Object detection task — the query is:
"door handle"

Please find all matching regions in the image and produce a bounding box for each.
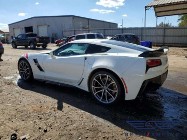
[84,57,87,60]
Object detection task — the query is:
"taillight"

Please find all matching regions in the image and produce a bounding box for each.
[0,42,2,46]
[146,59,162,68]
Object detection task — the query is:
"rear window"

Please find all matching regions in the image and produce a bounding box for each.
[76,35,86,40]
[96,34,104,39]
[87,34,95,39]
[86,44,110,54]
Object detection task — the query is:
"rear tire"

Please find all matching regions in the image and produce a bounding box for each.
[42,44,47,49]
[18,59,33,81]
[12,42,17,48]
[89,71,123,105]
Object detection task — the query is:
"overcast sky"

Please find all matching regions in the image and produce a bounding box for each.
[0,0,179,32]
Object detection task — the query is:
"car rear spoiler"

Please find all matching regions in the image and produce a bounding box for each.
[139,46,169,57]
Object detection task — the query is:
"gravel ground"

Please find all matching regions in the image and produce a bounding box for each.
[0,44,187,140]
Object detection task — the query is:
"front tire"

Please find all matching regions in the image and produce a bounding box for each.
[18,59,33,81]
[89,71,123,105]
[12,42,17,48]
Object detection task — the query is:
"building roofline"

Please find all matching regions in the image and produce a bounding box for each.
[8,15,117,26]
[146,0,187,7]
[0,30,4,33]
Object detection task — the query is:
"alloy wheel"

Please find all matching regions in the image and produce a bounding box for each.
[18,60,31,80]
[91,73,119,104]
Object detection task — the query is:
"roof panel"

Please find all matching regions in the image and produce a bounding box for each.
[156,9,187,16]
[146,0,187,17]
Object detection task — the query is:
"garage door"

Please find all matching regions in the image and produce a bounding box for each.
[14,28,21,37]
[38,25,48,36]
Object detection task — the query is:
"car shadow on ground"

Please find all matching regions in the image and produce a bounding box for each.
[17,79,187,140]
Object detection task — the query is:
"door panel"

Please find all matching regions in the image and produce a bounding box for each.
[43,55,85,84]
[42,43,88,84]
[16,34,23,46]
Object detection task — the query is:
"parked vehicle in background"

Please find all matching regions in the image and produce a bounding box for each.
[11,33,50,49]
[58,33,104,46]
[74,33,104,40]
[0,41,4,61]
[55,38,67,46]
[110,33,140,45]
[18,39,168,105]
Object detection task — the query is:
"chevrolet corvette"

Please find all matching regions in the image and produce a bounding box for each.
[18,39,168,105]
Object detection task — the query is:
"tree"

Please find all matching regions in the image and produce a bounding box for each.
[157,22,173,27]
[178,15,187,27]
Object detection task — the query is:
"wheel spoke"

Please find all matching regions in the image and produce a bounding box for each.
[107,88,118,93]
[99,74,105,86]
[105,91,108,103]
[22,72,26,79]
[19,62,24,68]
[106,90,115,100]
[105,75,109,85]
[94,89,103,95]
[19,70,25,73]
[92,86,103,89]
[107,81,115,88]
[100,90,104,101]
[93,78,103,87]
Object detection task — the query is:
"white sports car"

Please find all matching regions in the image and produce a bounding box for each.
[18,39,168,105]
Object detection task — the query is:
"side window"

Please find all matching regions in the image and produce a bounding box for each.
[96,34,104,39]
[76,35,86,40]
[22,34,26,39]
[124,35,130,42]
[125,35,132,40]
[87,34,95,39]
[17,34,23,39]
[86,44,110,54]
[53,43,88,56]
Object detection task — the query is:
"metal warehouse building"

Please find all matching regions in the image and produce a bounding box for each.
[9,15,117,41]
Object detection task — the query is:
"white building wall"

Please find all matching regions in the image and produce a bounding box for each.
[9,16,73,39]
[8,16,117,41]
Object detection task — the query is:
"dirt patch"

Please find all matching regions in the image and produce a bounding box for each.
[153,46,187,57]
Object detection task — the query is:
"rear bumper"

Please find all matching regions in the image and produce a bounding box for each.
[137,70,168,97]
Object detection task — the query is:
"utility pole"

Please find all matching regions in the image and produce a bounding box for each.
[144,7,147,27]
[122,19,124,33]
